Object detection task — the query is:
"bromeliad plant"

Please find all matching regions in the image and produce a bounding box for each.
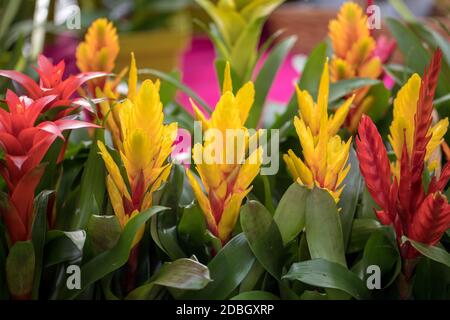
[356,50,450,298]
[0,1,449,301]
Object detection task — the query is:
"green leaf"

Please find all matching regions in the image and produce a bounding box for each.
[0,0,22,42]
[413,256,450,299]
[57,206,168,299]
[405,237,450,268]
[240,200,284,279]
[31,190,53,299]
[178,202,207,246]
[44,230,86,267]
[139,68,211,113]
[230,18,263,81]
[231,290,279,300]
[329,78,380,104]
[87,215,121,253]
[283,259,370,300]
[357,231,401,289]
[339,148,363,249]
[305,188,347,267]
[126,258,211,299]
[273,183,309,245]
[366,83,391,122]
[70,133,106,230]
[347,218,384,253]
[386,18,449,96]
[152,165,186,260]
[6,241,35,298]
[247,35,296,128]
[271,42,327,130]
[182,233,255,299]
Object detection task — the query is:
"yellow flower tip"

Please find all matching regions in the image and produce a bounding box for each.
[128,52,138,100]
[223,61,233,94]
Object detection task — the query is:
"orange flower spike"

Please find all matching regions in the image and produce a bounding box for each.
[328,2,383,132]
[76,18,119,74]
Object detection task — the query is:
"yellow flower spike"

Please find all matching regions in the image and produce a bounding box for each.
[389,73,449,178]
[128,52,138,101]
[76,18,119,73]
[284,61,352,203]
[328,2,383,131]
[97,56,177,246]
[187,64,262,243]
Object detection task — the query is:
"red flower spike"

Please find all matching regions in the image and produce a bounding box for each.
[410,49,442,206]
[356,50,450,262]
[408,193,450,257]
[356,115,392,212]
[0,90,99,244]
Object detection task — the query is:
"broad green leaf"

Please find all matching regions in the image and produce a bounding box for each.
[57,206,168,299]
[240,201,284,279]
[347,218,384,253]
[6,241,35,298]
[305,188,347,267]
[356,231,401,289]
[182,233,255,299]
[70,132,105,230]
[126,258,211,299]
[283,259,370,300]
[87,215,121,253]
[406,237,450,268]
[329,78,380,104]
[44,230,86,267]
[31,190,53,299]
[139,68,211,113]
[339,148,363,249]
[0,0,22,42]
[273,183,309,245]
[231,290,279,300]
[178,202,207,246]
[247,35,296,128]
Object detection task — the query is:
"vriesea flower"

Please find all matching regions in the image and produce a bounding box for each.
[328,1,388,132]
[187,63,263,243]
[283,60,354,203]
[0,55,106,120]
[356,50,450,260]
[76,18,120,93]
[97,57,177,245]
[0,90,99,244]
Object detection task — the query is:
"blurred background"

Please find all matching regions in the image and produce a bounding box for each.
[0,0,449,108]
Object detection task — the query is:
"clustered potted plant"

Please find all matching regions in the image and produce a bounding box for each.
[0,0,449,301]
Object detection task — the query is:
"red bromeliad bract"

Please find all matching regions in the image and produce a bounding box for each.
[0,55,106,120]
[356,50,450,260]
[0,88,100,244]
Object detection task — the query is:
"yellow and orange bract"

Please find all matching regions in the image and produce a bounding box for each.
[388,73,448,177]
[187,63,263,243]
[328,1,382,132]
[283,60,354,203]
[97,56,177,245]
[76,18,119,74]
